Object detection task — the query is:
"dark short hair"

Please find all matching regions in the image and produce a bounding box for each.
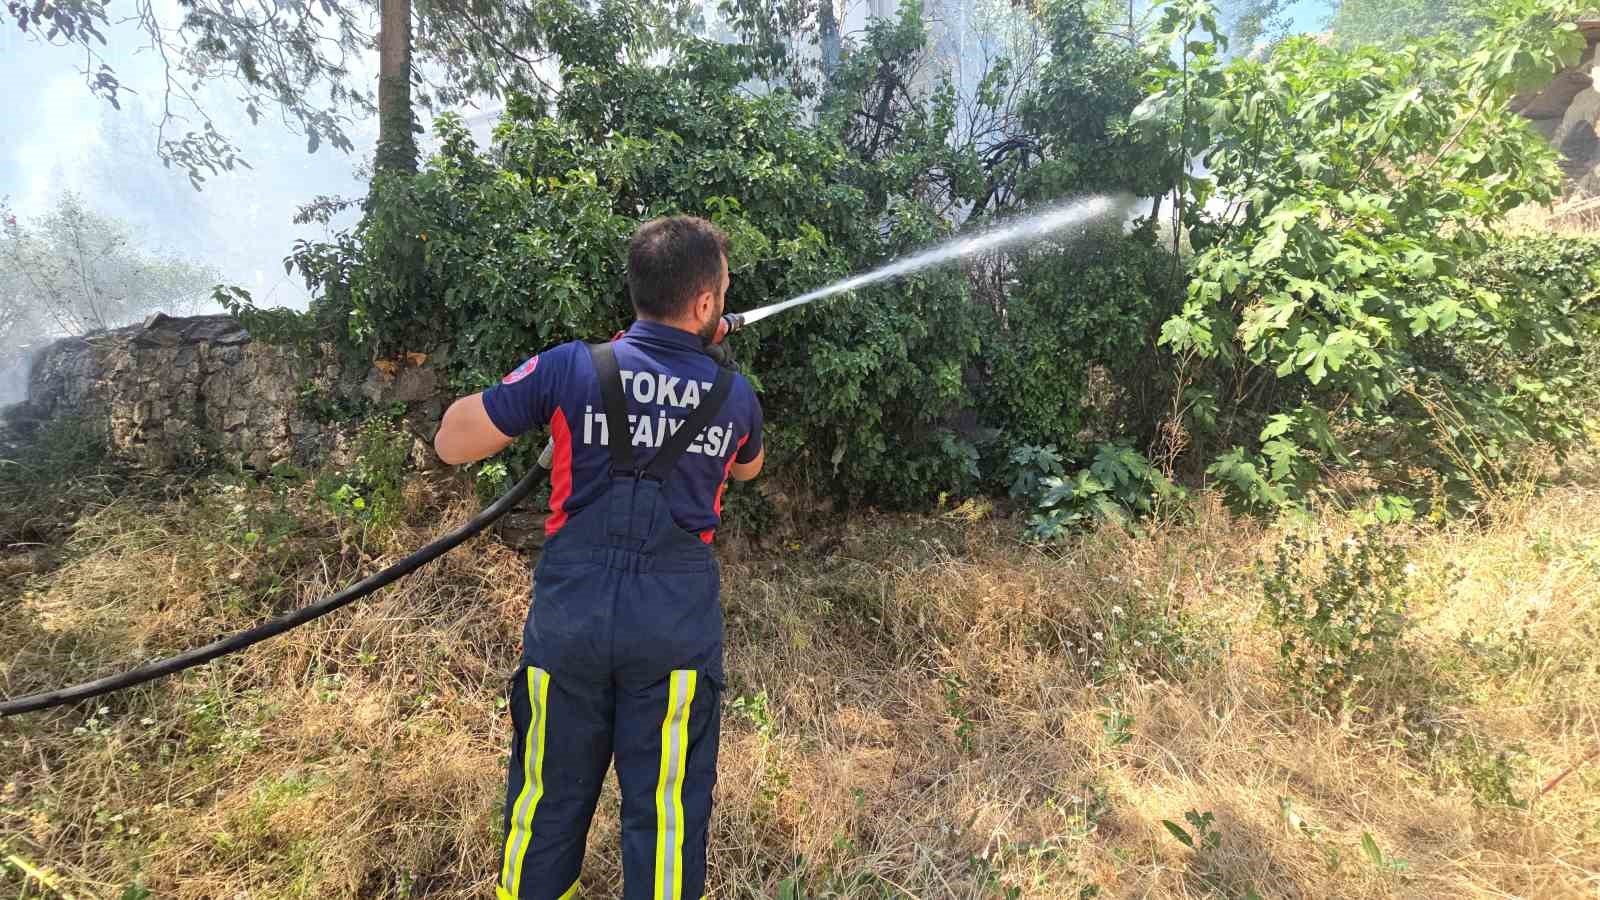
[627,216,728,320]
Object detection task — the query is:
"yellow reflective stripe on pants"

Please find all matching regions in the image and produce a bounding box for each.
[495,877,576,900]
[500,667,552,899]
[652,670,697,900]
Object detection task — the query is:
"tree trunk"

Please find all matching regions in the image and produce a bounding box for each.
[376,0,417,176]
[819,0,840,82]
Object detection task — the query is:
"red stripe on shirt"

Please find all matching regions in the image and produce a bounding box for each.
[703,434,751,544]
[545,407,574,537]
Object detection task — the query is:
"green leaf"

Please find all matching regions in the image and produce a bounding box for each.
[1305,351,1328,385]
[1039,476,1076,509]
[1163,819,1195,849]
[1218,258,1249,294]
[1263,438,1301,482]
[1405,250,1438,278]
[1090,444,1136,486]
[1361,831,1384,868]
[1260,414,1295,442]
[1295,151,1326,180]
[1321,328,1362,373]
[1250,227,1291,268]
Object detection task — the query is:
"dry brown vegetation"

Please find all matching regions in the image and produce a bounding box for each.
[2,436,1598,899]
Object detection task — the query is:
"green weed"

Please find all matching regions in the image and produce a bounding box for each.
[939,671,977,755]
[1260,526,1412,711]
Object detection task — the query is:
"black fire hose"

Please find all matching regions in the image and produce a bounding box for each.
[0,464,546,717]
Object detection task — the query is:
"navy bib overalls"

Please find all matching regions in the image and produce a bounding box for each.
[498,342,732,900]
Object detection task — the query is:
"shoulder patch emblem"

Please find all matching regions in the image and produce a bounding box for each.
[502,355,539,384]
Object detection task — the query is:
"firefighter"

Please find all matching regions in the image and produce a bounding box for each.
[433,215,765,900]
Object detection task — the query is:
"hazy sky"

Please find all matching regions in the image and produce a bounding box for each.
[1,1,1331,313]
[0,7,505,311]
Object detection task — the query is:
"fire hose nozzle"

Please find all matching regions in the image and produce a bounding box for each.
[707,312,743,349]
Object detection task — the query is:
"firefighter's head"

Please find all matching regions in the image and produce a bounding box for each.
[627,215,730,342]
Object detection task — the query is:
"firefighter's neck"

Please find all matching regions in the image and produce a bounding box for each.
[640,293,717,340]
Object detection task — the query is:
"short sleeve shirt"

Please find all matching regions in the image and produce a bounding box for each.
[480,320,763,541]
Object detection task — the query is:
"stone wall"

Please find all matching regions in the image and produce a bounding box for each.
[1,313,443,472]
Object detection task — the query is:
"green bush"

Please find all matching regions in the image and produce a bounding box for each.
[299,53,991,508]
[1146,0,1598,511]
[1259,526,1412,710]
[1392,233,1600,501]
[982,233,1182,461]
[280,1,1179,512]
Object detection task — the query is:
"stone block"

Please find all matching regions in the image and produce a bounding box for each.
[392,367,439,404]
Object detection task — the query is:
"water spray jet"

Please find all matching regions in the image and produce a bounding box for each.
[729,193,1131,330]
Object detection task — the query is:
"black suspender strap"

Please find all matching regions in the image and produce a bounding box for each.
[589,341,737,484]
[588,342,637,475]
[645,366,734,483]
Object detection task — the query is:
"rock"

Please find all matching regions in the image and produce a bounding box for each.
[1515,22,1600,193]
[132,313,183,347]
[130,313,250,349]
[391,366,439,404]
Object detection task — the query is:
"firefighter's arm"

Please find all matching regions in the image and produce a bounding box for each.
[730,446,764,481]
[434,393,515,465]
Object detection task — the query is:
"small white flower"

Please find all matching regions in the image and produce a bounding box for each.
[1092,632,1104,641]
[1111,606,1124,616]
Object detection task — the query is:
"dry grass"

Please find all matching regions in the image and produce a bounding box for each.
[2,454,1598,899]
[1505,196,1600,237]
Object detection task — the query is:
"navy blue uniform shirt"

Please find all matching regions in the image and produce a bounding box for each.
[482,320,763,541]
